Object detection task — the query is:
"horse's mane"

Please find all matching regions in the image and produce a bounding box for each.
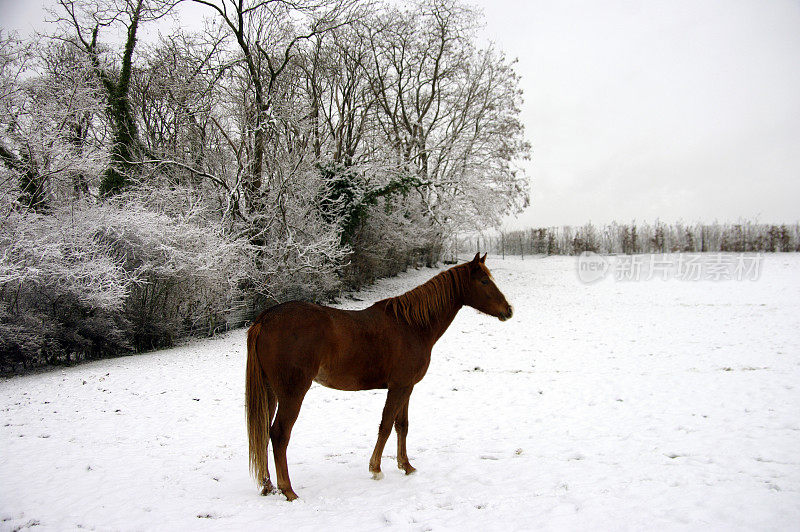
[384,264,470,328]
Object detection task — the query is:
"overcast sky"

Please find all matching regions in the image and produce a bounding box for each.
[2,0,799,228]
[477,0,800,228]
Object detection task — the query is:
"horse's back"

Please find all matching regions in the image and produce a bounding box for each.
[251,300,419,392]
[253,300,343,355]
[254,299,330,322]
[250,302,330,389]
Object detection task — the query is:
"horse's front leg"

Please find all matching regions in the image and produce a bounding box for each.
[394,394,416,474]
[369,386,412,479]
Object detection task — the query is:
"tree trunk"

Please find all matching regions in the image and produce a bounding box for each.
[98,0,145,196]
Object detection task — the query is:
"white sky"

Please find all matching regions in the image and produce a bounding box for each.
[2,0,799,228]
[477,0,800,228]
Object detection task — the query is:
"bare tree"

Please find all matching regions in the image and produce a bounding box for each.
[0,34,106,212]
[55,0,177,195]
[38,39,106,197]
[132,30,228,183]
[365,0,529,228]
[302,25,376,164]
[0,34,41,210]
[191,0,361,212]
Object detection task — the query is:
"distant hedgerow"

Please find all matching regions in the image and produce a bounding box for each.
[461,221,800,257]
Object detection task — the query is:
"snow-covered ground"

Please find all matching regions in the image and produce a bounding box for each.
[2,254,799,531]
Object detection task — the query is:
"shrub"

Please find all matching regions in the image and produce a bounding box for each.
[0,200,250,371]
[0,205,133,372]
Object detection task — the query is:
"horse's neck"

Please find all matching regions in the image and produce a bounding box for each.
[423,298,463,346]
[420,269,465,346]
[385,265,468,346]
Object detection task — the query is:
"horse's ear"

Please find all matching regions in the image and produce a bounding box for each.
[472,252,481,264]
[480,253,487,263]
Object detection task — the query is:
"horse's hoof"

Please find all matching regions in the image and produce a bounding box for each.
[282,489,298,501]
[400,464,417,475]
[260,480,276,496]
[371,470,384,480]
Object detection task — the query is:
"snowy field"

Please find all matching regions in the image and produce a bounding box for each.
[2,254,799,531]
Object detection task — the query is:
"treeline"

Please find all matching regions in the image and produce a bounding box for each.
[0,0,529,373]
[459,221,800,257]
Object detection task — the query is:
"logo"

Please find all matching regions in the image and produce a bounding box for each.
[576,251,610,283]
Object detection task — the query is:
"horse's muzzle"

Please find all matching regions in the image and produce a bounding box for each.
[499,305,514,322]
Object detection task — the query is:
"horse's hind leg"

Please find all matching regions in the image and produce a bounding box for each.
[394,395,416,475]
[271,392,306,501]
[369,386,413,479]
[267,382,277,427]
[260,383,278,495]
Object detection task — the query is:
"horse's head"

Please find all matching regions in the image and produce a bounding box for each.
[463,253,513,322]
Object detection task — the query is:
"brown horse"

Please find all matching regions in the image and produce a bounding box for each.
[245,253,513,500]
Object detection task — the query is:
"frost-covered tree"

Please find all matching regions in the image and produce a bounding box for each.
[0,34,40,210]
[55,0,177,195]
[190,0,360,212]
[1,0,533,372]
[132,30,228,184]
[0,34,106,213]
[364,0,530,229]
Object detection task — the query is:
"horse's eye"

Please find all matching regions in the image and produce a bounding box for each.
[480,279,489,285]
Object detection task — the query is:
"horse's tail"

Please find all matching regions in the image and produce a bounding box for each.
[245,320,271,489]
